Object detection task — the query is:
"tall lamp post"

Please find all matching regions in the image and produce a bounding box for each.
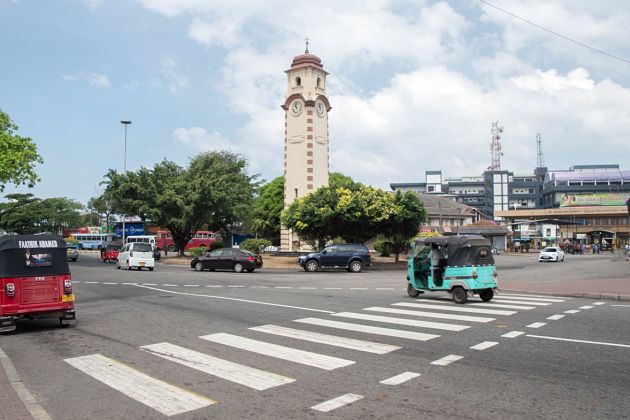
[626,198,630,251]
[120,120,131,245]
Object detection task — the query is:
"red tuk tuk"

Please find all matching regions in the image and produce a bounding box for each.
[101,241,122,263]
[0,234,76,332]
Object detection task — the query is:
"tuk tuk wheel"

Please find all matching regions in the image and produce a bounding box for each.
[407,283,421,298]
[479,289,494,302]
[452,286,468,304]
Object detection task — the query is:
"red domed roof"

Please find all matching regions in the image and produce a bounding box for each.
[287,50,327,74]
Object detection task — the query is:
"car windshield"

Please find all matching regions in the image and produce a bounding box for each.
[542,247,557,252]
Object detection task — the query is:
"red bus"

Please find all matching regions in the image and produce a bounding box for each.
[156,230,221,252]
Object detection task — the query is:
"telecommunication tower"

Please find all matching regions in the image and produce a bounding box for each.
[536,132,545,167]
[489,121,504,170]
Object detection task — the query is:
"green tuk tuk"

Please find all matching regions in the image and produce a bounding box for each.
[407,235,498,304]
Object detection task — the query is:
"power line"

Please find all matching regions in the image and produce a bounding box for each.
[477,0,630,65]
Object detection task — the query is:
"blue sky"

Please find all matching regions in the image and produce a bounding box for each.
[1,0,629,205]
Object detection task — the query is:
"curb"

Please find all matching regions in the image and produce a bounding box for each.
[500,288,630,302]
[0,347,52,420]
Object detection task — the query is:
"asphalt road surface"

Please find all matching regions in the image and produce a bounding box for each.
[1,253,628,419]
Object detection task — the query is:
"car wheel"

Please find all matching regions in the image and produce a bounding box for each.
[349,260,363,273]
[148,267,154,271]
[72,258,77,262]
[247,268,255,273]
[479,289,494,302]
[116,261,120,269]
[305,260,318,272]
[127,263,131,271]
[195,261,204,272]
[407,283,421,298]
[233,262,244,273]
[451,286,468,304]
[168,245,177,253]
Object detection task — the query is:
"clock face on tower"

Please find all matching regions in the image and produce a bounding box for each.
[290,100,303,116]
[315,100,325,117]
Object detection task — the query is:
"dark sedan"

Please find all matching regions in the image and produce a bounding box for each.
[191,248,263,273]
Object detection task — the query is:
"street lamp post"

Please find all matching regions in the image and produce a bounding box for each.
[626,198,630,252]
[120,120,131,245]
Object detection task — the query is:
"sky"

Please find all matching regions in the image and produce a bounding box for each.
[1,0,629,206]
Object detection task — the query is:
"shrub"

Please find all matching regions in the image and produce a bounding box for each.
[188,246,207,257]
[240,238,272,254]
[374,240,394,257]
[209,241,224,251]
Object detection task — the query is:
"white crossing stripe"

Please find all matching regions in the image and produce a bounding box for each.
[163,284,178,287]
[393,302,516,316]
[547,314,565,320]
[64,354,214,416]
[84,281,100,284]
[142,283,157,286]
[485,299,550,306]
[311,393,364,412]
[501,331,525,338]
[363,307,495,323]
[527,322,546,328]
[579,305,594,309]
[500,293,569,299]
[295,318,439,341]
[380,372,421,385]
[324,287,343,290]
[470,341,498,351]
[249,325,399,354]
[564,309,580,313]
[140,342,294,390]
[592,302,606,306]
[493,296,564,303]
[527,335,630,348]
[199,333,354,370]
[206,285,223,288]
[332,312,470,331]
[469,302,535,310]
[103,282,118,285]
[431,354,463,366]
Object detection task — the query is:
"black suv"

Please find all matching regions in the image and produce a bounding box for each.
[298,244,371,273]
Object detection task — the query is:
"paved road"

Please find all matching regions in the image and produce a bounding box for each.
[1,254,629,419]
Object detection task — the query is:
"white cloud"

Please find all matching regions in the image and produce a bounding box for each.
[138,0,630,187]
[88,73,110,88]
[173,127,236,152]
[152,55,189,93]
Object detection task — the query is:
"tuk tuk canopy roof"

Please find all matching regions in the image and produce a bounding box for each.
[416,235,494,267]
[0,234,70,277]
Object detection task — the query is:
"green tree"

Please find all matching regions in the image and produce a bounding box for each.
[0,193,83,234]
[102,151,256,255]
[88,193,117,231]
[380,191,427,261]
[250,176,284,240]
[0,110,43,191]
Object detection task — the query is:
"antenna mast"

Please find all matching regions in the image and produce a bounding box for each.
[489,121,504,170]
[536,132,545,167]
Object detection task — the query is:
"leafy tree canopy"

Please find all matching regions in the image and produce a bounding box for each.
[0,110,43,191]
[102,151,256,255]
[250,175,284,240]
[0,193,83,234]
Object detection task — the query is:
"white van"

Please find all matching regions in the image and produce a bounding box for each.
[126,235,156,246]
[117,242,155,271]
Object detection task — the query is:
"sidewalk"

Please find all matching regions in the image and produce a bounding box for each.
[0,348,50,420]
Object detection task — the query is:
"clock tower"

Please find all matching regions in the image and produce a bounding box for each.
[280,45,331,251]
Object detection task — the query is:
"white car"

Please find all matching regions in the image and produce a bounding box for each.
[117,242,155,271]
[538,247,565,262]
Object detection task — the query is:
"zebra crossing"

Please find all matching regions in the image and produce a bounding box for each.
[64,292,568,416]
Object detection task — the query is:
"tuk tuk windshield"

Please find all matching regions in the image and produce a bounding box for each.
[412,243,430,259]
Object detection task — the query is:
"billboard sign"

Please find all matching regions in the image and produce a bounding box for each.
[560,193,630,207]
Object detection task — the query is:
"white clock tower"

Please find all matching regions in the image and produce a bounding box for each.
[280,45,330,251]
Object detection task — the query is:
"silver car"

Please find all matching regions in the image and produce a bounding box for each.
[66,244,79,262]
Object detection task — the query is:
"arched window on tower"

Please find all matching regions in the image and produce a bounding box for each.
[316,77,321,88]
[295,77,301,86]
